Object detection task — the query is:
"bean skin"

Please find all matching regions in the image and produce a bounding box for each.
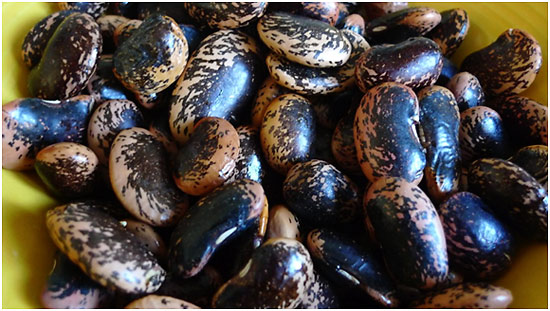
[459,106,512,163]
[417,86,461,203]
[173,117,240,196]
[125,295,200,309]
[354,82,426,184]
[35,142,100,198]
[46,201,166,294]
[28,13,102,100]
[364,7,441,44]
[364,177,448,290]
[411,283,513,308]
[355,37,443,91]
[2,95,94,171]
[260,94,316,175]
[168,179,265,278]
[439,192,514,280]
[461,28,542,97]
[212,238,314,308]
[109,127,189,227]
[426,8,470,57]
[468,158,548,241]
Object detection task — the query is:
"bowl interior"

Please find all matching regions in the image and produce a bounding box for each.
[2,2,548,308]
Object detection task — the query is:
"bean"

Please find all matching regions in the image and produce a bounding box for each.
[461,28,542,97]
[7,4,549,309]
[35,142,100,198]
[212,238,314,308]
[46,201,166,294]
[28,13,102,100]
[2,95,94,170]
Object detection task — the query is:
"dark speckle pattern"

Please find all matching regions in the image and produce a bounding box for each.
[168,179,265,278]
[58,2,109,19]
[35,142,100,199]
[283,159,360,226]
[46,201,166,294]
[41,252,109,309]
[136,3,190,24]
[364,177,448,289]
[113,19,141,46]
[311,87,359,130]
[510,145,548,188]
[87,55,133,103]
[411,282,513,308]
[446,72,485,112]
[354,82,426,184]
[486,95,548,147]
[301,2,340,26]
[298,270,339,308]
[125,295,200,308]
[2,95,94,171]
[21,10,75,68]
[417,86,461,202]
[360,2,409,22]
[426,9,470,57]
[266,30,369,95]
[225,125,267,184]
[439,192,514,279]
[114,14,188,96]
[260,94,316,175]
[355,37,443,91]
[96,15,130,53]
[332,106,362,175]
[120,219,167,259]
[251,76,291,128]
[87,99,144,165]
[212,238,314,308]
[169,29,263,145]
[468,158,548,241]
[258,11,352,68]
[109,127,189,227]
[185,2,267,29]
[173,117,240,196]
[364,7,441,44]
[28,13,102,100]
[460,28,542,97]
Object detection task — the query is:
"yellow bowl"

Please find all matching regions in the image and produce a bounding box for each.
[2,2,548,308]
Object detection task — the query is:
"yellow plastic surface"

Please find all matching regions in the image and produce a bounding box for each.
[2,2,548,309]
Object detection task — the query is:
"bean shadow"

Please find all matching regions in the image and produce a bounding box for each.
[13,170,52,195]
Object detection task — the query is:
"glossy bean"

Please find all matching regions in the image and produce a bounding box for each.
[35,142,100,198]
[260,94,316,175]
[2,95,94,170]
[46,201,166,294]
[168,179,265,278]
[364,177,448,289]
[212,238,314,308]
[468,158,548,241]
[354,82,425,184]
[109,127,189,227]
[173,117,240,196]
[417,86,461,203]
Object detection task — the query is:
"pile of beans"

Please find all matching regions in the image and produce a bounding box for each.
[3,2,548,309]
